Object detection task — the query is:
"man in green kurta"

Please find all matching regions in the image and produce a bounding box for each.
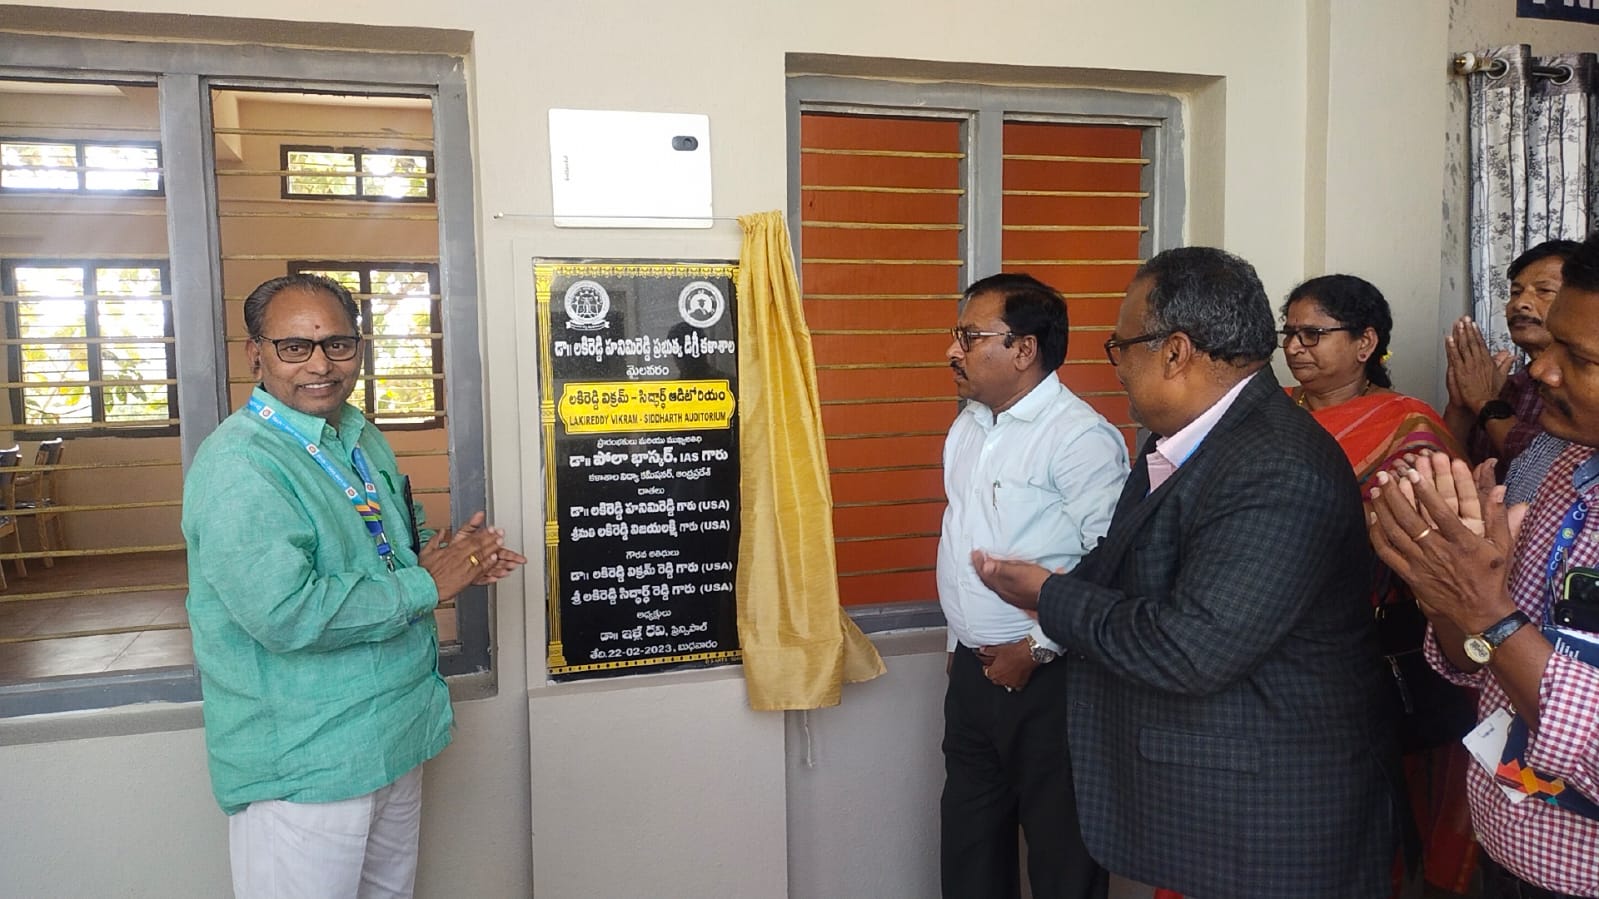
[182,274,523,899]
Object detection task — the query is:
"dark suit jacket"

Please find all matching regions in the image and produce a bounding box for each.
[1039,367,1400,899]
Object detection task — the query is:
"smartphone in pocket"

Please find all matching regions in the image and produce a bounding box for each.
[1555,567,1599,632]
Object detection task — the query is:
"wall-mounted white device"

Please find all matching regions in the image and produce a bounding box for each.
[548,108,712,228]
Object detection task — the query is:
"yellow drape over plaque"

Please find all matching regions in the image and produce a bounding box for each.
[735,210,885,710]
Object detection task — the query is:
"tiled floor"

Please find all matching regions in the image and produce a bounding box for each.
[0,551,191,683]
[0,550,458,683]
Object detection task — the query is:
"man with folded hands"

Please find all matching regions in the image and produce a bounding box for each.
[1370,230,1599,899]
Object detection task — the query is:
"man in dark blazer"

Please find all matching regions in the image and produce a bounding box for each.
[975,247,1401,899]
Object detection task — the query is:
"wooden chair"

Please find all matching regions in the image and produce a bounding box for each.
[14,437,63,568]
[0,446,26,587]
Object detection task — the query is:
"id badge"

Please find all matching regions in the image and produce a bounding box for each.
[1463,707,1529,804]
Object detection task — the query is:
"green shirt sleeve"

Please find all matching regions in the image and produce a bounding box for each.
[187,447,439,654]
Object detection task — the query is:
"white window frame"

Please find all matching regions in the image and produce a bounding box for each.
[287,261,444,428]
[0,137,163,194]
[280,144,436,202]
[0,258,178,434]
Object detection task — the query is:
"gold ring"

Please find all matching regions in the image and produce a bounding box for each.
[1413,528,1433,541]
[468,553,480,566]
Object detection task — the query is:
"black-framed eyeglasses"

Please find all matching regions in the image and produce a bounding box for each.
[951,326,1015,352]
[1103,331,1166,366]
[254,334,362,363]
[1279,325,1361,349]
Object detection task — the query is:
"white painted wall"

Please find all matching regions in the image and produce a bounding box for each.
[0,725,228,896]
[527,670,790,898]
[0,1,1461,896]
[1316,0,1451,398]
[783,636,946,899]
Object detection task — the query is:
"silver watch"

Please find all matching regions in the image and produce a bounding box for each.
[1025,635,1057,664]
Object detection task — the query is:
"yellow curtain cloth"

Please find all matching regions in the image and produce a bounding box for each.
[736,210,885,710]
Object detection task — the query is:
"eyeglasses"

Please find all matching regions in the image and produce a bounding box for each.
[1279,325,1361,348]
[951,326,1015,352]
[254,334,362,363]
[1103,331,1166,366]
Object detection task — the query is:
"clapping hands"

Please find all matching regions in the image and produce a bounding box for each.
[1366,452,1525,635]
[419,511,528,600]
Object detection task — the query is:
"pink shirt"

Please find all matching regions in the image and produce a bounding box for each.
[1146,372,1258,492]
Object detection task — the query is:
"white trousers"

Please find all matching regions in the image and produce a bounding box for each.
[228,766,424,899]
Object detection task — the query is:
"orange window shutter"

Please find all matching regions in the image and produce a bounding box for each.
[1001,121,1148,453]
[798,113,1153,607]
[799,112,962,606]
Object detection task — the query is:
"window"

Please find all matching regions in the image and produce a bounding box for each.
[0,260,176,431]
[0,36,485,718]
[218,89,456,651]
[1,139,162,193]
[788,76,1183,625]
[288,263,442,426]
[281,145,434,201]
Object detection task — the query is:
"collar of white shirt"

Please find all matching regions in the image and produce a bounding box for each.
[1147,370,1257,491]
[965,372,1061,430]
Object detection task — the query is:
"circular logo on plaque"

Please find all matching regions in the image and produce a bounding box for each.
[678,281,725,329]
[563,280,611,331]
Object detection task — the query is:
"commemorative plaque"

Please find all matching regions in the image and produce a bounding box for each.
[535,261,741,680]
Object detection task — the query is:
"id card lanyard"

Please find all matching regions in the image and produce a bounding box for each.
[1543,497,1590,626]
[247,395,397,571]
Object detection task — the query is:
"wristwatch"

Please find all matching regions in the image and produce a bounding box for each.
[1025,634,1058,664]
[1463,610,1532,665]
[1476,399,1515,429]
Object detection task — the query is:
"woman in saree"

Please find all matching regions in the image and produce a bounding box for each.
[1282,274,1477,897]
[1283,275,1458,485]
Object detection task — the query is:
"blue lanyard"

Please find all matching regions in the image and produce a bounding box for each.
[1543,496,1589,624]
[246,396,396,571]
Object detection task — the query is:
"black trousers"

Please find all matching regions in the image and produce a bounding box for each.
[941,644,1107,899]
[1480,855,1586,899]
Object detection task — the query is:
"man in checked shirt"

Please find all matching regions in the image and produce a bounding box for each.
[1370,231,1599,899]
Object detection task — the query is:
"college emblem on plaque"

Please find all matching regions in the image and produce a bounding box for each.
[563,280,611,330]
[678,281,726,329]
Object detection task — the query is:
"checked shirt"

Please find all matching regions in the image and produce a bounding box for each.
[1426,444,1599,896]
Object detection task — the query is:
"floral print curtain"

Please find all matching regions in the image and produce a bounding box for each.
[1468,45,1596,355]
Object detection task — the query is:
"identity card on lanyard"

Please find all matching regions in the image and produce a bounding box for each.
[247,395,397,571]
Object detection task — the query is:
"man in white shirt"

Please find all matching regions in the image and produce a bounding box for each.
[936,273,1128,899]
